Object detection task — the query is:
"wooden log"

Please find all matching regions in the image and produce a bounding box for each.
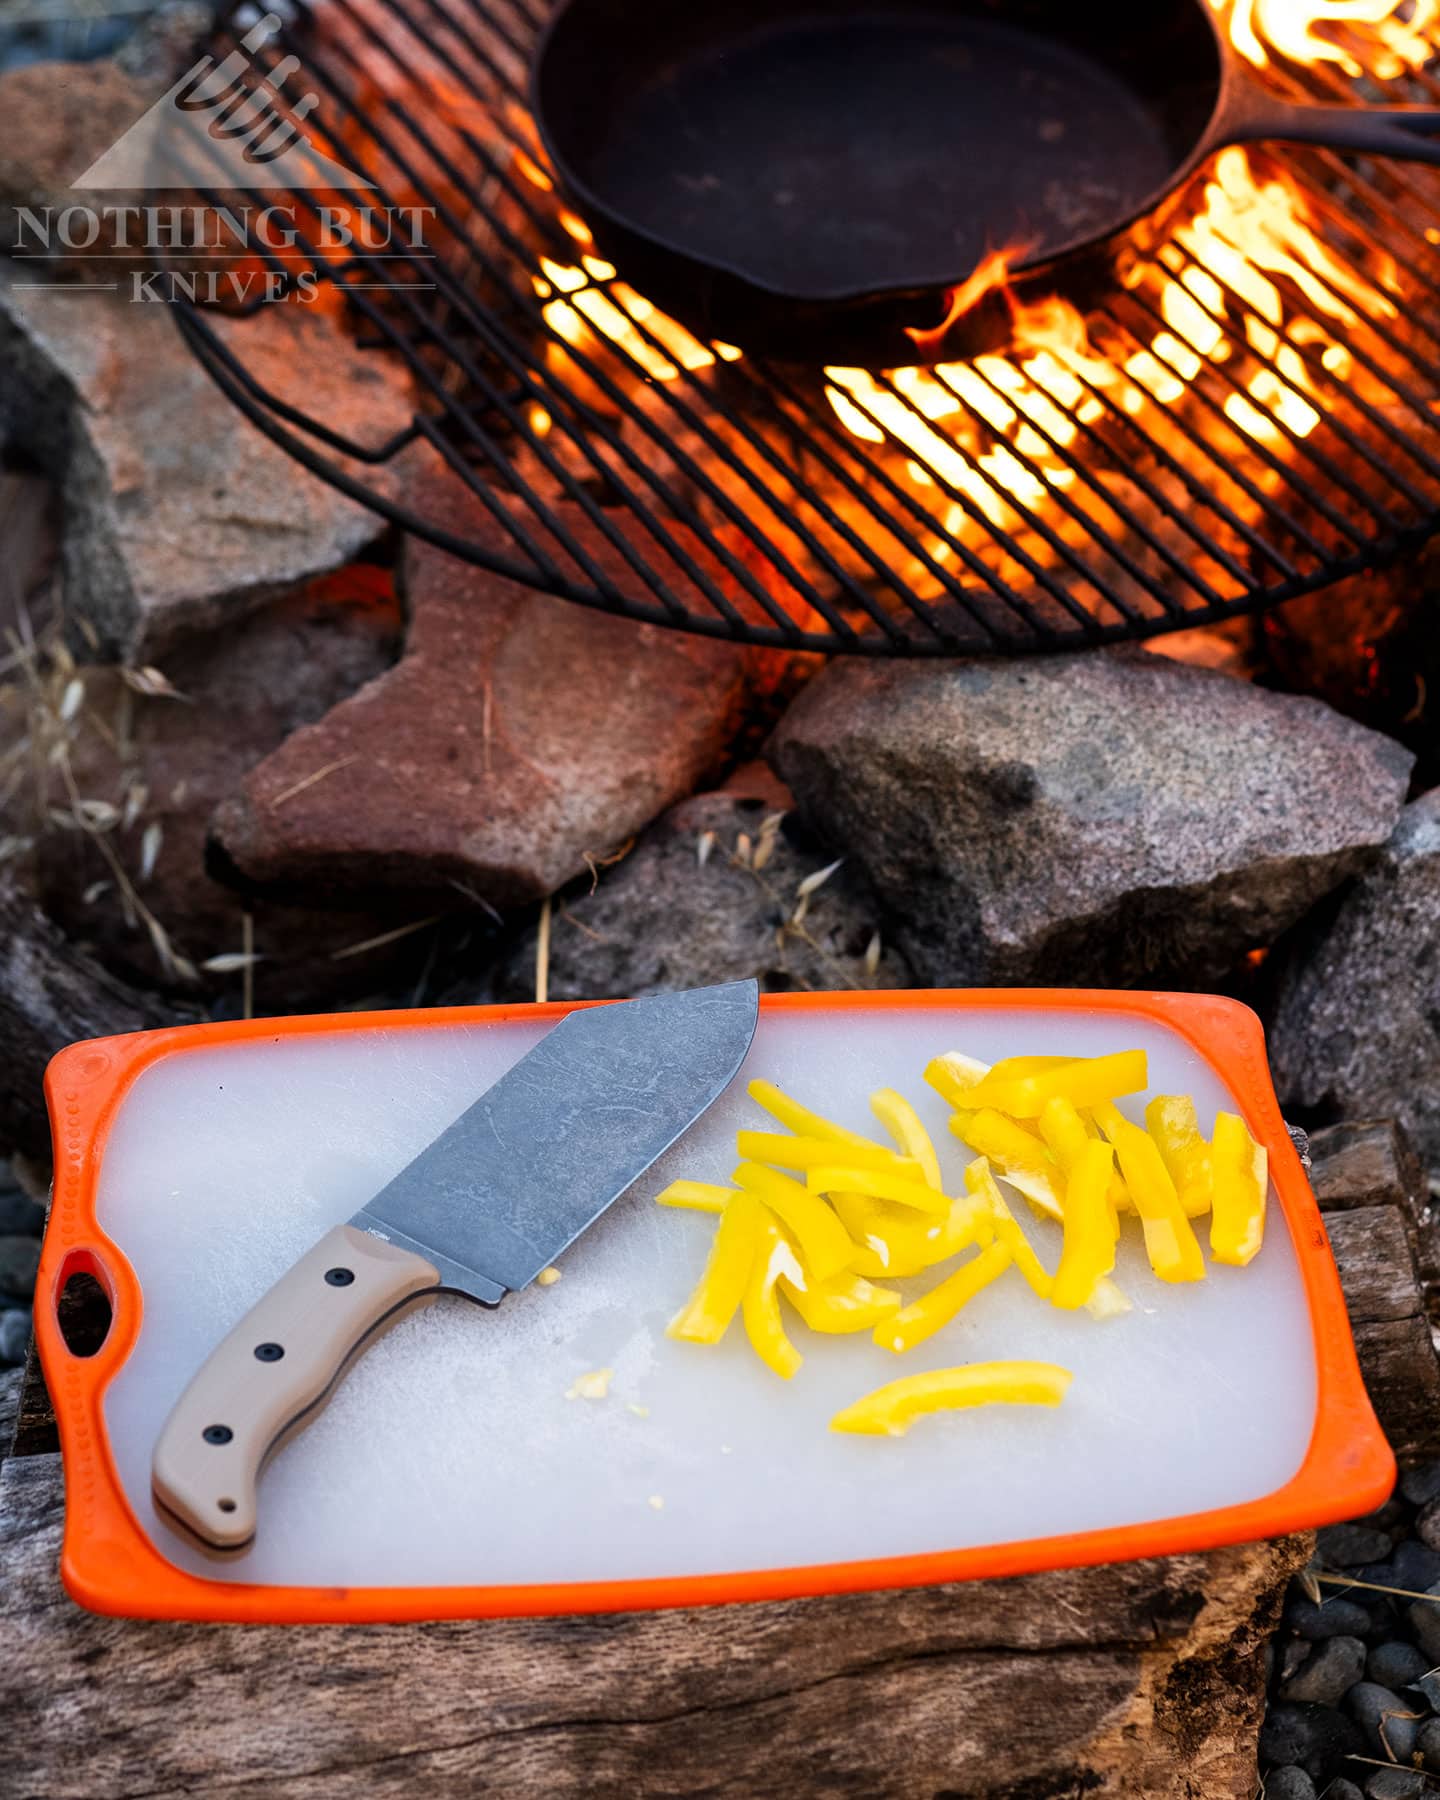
[1308,1119,1427,1216]
[0,1452,1308,1800]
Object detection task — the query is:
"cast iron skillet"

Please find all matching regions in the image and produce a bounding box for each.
[531,0,1440,365]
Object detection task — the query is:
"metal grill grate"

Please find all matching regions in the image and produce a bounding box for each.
[176,0,1440,653]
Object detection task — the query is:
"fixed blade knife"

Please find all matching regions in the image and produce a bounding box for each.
[151,979,758,1550]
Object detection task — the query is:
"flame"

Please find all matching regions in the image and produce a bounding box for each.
[1215,0,1440,77]
[903,242,1034,359]
[501,0,1435,611]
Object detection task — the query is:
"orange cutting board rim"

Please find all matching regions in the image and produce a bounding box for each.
[36,987,1392,1623]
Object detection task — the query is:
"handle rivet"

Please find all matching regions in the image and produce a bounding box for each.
[218,1499,236,1513]
[203,1424,233,1445]
[254,1342,285,1362]
[324,1267,355,1286]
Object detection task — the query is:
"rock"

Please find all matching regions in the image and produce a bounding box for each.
[767,652,1413,988]
[0,267,418,660]
[1258,1702,1365,1782]
[0,1239,40,1304]
[30,568,431,1004]
[1403,1463,1440,1509]
[1409,1587,1440,1668]
[1365,1770,1424,1800]
[0,1309,30,1368]
[1414,1669,1440,1713]
[0,876,189,1158]
[1271,790,1440,1170]
[0,1166,44,1238]
[1419,1717,1440,1766]
[483,793,912,1003]
[1263,1770,1317,1800]
[1367,1641,1428,1691]
[1319,1526,1396,1569]
[1418,1502,1440,1555]
[1348,1682,1424,1763]
[213,480,771,908]
[1282,1636,1367,1707]
[1327,1785,1363,1800]
[1380,1541,1440,1593]
[0,61,152,259]
[1285,1596,1382,1642]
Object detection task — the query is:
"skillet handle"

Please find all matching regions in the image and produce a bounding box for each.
[1218,86,1440,166]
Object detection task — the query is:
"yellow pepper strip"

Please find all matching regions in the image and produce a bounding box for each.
[874,1240,1014,1353]
[963,1049,1148,1120]
[965,1158,1054,1299]
[732,1162,857,1281]
[1145,1096,1213,1220]
[923,1050,990,1108]
[869,1087,943,1190]
[950,1109,1063,1219]
[780,1268,901,1333]
[655,1179,734,1214]
[743,1212,803,1378]
[982,1054,1074,1081]
[806,1164,949,1214]
[1209,1111,1268,1267]
[832,1191,994,1278]
[1085,1277,1131,1319]
[735,1131,918,1178]
[830,1361,1073,1436]
[1052,1138,1119,1310]
[746,1078,886,1154]
[666,1192,762,1343]
[1092,1102,1206,1284]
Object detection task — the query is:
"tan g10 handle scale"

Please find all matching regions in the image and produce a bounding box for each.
[151,1224,439,1551]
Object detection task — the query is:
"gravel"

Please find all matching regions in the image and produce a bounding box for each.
[1408,1587,1440,1665]
[1364,1770,1424,1799]
[1416,1499,1440,1554]
[1262,1768,1317,1800]
[1347,1681,1424,1762]
[1401,1463,1440,1509]
[1366,1641,1429,1690]
[1282,1636,1367,1706]
[1259,1703,1365,1781]
[1285,1597,1380,1641]
[0,1235,39,1302]
[1320,1525,1398,1568]
[1419,1716,1440,1766]
[0,1307,30,1368]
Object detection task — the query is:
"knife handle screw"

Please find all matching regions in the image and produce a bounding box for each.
[254,1342,285,1361]
[324,1267,355,1286]
[202,1425,233,1445]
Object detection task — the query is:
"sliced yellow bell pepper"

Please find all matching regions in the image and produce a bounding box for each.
[655,1179,734,1213]
[666,1191,762,1343]
[746,1078,886,1154]
[735,1131,917,1177]
[1092,1101,1205,1284]
[951,1109,1063,1219]
[1210,1111,1268,1267]
[806,1165,949,1214]
[963,1049,1148,1120]
[1145,1096,1213,1220]
[831,1191,993,1278]
[869,1087,943,1190]
[830,1361,1073,1436]
[743,1212,803,1378]
[965,1158,1054,1299]
[1052,1137,1118,1310]
[1085,1276,1131,1319]
[780,1268,901,1333]
[923,1050,990,1108]
[732,1162,856,1282]
[874,1239,1013,1353]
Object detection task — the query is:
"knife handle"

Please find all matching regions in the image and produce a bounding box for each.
[151,1223,439,1551]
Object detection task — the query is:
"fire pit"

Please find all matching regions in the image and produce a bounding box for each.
[172,0,1440,653]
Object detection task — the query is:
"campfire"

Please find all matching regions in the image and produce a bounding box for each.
[170,0,1440,682]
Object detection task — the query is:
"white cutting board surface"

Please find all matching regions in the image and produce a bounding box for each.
[98,1004,1316,1589]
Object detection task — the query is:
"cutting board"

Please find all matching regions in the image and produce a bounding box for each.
[37,990,1390,1621]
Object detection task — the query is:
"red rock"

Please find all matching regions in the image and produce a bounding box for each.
[211,478,762,905]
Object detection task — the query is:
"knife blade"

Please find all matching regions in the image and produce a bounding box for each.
[151,979,759,1551]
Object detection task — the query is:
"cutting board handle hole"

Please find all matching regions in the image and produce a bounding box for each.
[54,1252,115,1360]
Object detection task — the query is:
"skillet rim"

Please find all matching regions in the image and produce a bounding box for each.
[527,0,1234,312]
